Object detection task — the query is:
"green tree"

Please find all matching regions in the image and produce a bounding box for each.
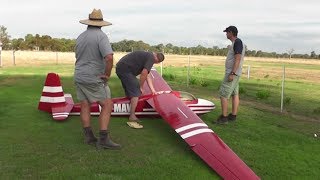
[310,51,316,59]
[11,38,24,50]
[0,25,11,50]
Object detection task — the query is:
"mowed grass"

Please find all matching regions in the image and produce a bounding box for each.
[0,62,320,179]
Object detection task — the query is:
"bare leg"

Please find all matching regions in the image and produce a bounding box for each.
[97,98,113,130]
[231,95,239,115]
[129,97,138,120]
[220,97,228,117]
[80,100,91,127]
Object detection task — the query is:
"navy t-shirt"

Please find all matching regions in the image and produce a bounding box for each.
[116,51,155,76]
[233,38,243,54]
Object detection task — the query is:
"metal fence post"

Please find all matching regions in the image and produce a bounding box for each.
[160,61,163,76]
[280,65,286,112]
[56,52,58,64]
[247,65,250,80]
[0,41,2,67]
[13,50,16,66]
[187,50,191,87]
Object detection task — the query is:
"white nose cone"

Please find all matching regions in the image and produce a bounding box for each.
[198,99,215,107]
[315,134,318,138]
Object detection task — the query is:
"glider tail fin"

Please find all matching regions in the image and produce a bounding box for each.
[38,73,66,113]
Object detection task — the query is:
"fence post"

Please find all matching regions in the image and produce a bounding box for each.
[160,61,163,76]
[56,52,58,64]
[13,50,16,66]
[187,50,191,87]
[280,65,286,112]
[247,65,250,80]
[0,41,2,67]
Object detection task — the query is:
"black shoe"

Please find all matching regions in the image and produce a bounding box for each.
[83,128,98,145]
[98,139,121,150]
[228,113,237,122]
[214,115,228,124]
[98,130,121,150]
[86,136,98,145]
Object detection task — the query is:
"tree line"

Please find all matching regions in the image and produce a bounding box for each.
[1,25,319,59]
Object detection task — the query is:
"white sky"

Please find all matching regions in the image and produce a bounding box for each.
[1,0,320,54]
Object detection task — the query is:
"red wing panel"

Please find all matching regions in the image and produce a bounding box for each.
[142,67,172,95]
[147,93,259,179]
[51,94,74,121]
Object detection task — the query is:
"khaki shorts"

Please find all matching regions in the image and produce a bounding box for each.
[219,74,240,99]
[75,82,111,103]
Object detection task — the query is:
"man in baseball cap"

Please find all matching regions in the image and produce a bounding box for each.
[214,25,245,125]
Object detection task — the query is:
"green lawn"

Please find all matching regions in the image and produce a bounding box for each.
[0,64,319,179]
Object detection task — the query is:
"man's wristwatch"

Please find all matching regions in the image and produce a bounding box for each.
[230,72,238,76]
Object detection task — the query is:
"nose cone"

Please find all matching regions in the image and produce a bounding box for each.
[197,99,215,110]
[188,98,215,115]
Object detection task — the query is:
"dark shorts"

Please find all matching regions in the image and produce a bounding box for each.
[116,66,141,97]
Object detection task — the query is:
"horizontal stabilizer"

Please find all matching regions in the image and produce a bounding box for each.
[51,94,74,121]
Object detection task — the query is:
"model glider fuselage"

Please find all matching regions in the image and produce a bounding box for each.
[70,91,214,117]
[38,73,214,120]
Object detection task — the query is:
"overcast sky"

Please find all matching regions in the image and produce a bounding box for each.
[1,0,320,54]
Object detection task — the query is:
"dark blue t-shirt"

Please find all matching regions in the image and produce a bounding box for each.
[233,38,243,55]
[116,51,155,76]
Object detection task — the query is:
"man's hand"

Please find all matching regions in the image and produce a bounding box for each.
[228,74,234,82]
[151,89,156,94]
[140,87,144,95]
[98,74,110,81]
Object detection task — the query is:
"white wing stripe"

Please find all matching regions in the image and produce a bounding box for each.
[53,112,69,115]
[181,129,214,139]
[175,123,208,133]
[53,114,68,118]
[177,107,188,118]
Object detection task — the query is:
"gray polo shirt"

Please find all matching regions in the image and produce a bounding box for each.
[225,38,245,76]
[74,26,113,83]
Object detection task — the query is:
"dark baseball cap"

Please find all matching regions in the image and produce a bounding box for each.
[223,26,238,34]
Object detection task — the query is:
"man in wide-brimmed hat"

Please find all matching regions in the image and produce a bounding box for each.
[74,9,121,149]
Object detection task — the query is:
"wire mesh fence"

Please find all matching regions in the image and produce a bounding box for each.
[0,50,319,120]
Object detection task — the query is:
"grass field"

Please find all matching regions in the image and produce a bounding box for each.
[0,51,319,179]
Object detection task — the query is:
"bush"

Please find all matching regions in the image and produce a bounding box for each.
[189,77,197,85]
[199,79,209,87]
[239,87,246,94]
[163,73,175,81]
[313,107,320,114]
[256,89,270,100]
[284,97,291,106]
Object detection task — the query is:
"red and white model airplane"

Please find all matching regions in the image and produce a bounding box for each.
[38,68,259,179]
[38,73,215,120]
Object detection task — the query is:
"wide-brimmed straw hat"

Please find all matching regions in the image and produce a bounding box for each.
[79,9,112,27]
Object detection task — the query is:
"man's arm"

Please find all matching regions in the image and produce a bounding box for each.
[232,54,241,74]
[105,54,114,79]
[139,68,156,94]
[146,73,156,93]
[228,54,241,81]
